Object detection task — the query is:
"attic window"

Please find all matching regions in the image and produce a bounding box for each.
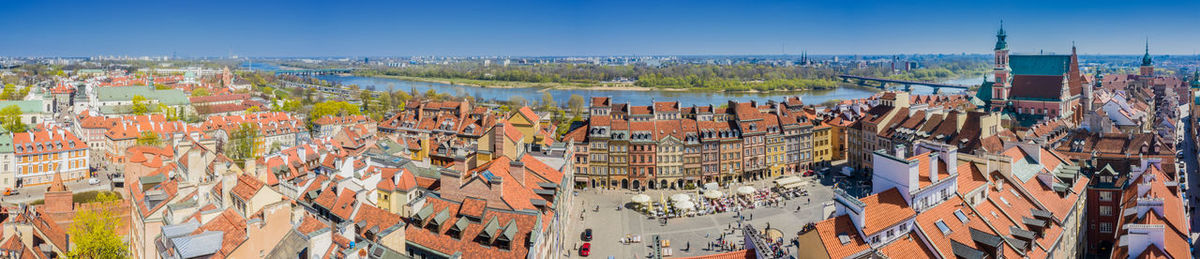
[935,220,951,234]
[953,210,969,224]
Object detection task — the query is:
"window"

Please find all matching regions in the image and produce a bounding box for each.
[953,210,969,223]
[934,220,951,234]
[1100,206,1113,216]
[1099,223,1113,233]
[1099,191,1113,202]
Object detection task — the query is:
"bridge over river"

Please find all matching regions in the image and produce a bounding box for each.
[837,75,972,94]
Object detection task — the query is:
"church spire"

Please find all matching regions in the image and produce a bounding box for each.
[994,20,1008,51]
[1141,39,1152,66]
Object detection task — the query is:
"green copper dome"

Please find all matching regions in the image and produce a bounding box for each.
[994,22,1008,51]
[1141,41,1152,66]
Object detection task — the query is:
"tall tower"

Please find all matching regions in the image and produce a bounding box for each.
[1140,40,1154,77]
[992,21,1012,103]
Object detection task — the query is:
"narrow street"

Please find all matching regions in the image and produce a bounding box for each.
[1184,114,1200,245]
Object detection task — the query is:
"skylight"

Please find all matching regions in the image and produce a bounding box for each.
[954,210,969,223]
[935,220,951,234]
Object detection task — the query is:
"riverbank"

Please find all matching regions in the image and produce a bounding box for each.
[316,75,887,107]
[360,75,864,93]
[363,74,611,89]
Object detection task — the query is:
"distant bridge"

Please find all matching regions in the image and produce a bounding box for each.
[838,75,971,94]
[275,68,352,76]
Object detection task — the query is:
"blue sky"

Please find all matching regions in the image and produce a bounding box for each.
[3,0,1198,57]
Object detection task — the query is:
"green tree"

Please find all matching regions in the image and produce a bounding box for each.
[1,84,15,100]
[309,101,361,120]
[423,89,439,100]
[136,132,161,146]
[130,95,150,115]
[66,192,128,259]
[226,123,260,161]
[281,98,303,112]
[191,88,210,97]
[0,105,26,133]
[508,96,527,106]
[567,94,585,114]
[540,92,555,109]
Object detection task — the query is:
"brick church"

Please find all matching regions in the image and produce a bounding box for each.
[977,22,1086,128]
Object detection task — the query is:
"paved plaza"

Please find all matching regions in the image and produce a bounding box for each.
[565,173,846,258]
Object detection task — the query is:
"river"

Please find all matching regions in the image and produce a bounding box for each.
[317,75,888,107]
[315,75,980,107]
[247,61,977,107]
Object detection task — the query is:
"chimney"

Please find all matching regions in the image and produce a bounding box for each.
[453,153,467,173]
[894,144,906,158]
[509,158,525,185]
[493,123,506,156]
[929,153,940,182]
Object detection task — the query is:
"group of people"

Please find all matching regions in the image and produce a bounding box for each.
[776,186,809,199]
[703,189,785,214]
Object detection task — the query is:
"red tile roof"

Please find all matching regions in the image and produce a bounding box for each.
[859,188,915,236]
[195,209,248,258]
[296,214,328,236]
[404,196,541,258]
[516,106,539,123]
[231,173,266,202]
[815,215,871,259]
[353,204,402,237]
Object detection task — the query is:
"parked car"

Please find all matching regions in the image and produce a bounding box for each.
[582,228,593,241]
[2,188,16,196]
[88,178,100,185]
[580,243,591,256]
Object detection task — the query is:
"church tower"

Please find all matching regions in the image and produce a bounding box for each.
[1140,40,1154,77]
[992,21,1012,103]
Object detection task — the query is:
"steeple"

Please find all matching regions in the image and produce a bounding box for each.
[990,21,1012,107]
[1141,39,1152,66]
[994,20,1008,51]
[1140,38,1154,77]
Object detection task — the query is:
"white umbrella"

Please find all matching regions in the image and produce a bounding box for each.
[703,190,724,199]
[670,193,692,202]
[674,200,696,211]
[737,186,756,196]
[632,194,651,204]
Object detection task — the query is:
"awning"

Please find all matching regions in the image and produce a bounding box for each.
[631,194,651,204]
[670,193,691,202]
[774,176,805,189]
[737,186,756,195]
[674,200,696,211]
[703,190,724,199]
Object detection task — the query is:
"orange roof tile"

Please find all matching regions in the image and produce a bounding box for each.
[815,215,871,259]
[859,188,915,236]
